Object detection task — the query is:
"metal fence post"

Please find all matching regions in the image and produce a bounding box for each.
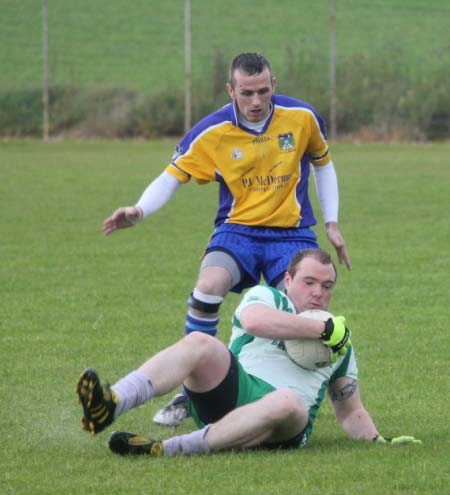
[42,0,49,141]
[329,0,337,141]
[184,0,192,134]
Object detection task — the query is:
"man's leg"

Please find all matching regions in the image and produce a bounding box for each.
[77,333,230,435]
[206,388,309,451]
[185,265,234,337]
[139,331,231,394]
[110,389,309,456]
[153,252,241,426]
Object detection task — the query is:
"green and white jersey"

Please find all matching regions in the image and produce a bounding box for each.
[229,285,358,422]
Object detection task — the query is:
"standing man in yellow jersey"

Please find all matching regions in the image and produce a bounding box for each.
[102,52,352,426]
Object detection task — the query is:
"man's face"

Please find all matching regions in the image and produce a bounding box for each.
[284,257,336,313]
[226,67,276,122]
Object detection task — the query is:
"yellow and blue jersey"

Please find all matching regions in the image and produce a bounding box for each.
[166,95,331,228]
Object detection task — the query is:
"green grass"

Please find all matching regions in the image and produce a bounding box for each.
[1,141,449,494]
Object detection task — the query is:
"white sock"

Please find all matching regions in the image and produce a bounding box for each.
[162,425,211,456]
[111,370,155,418]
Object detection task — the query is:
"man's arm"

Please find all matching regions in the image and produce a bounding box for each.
[239,303,326,340]
[328,376,379,440]
[329,376,422,445]
[102,171,182,235]
[239,303,350,358]
[312,163,352,270]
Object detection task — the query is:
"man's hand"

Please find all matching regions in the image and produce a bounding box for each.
[326,222,352,271]
[374,435,422,446]
[102,206,143,236]
[321,316,351,355]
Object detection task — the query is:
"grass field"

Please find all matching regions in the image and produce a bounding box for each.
[1,140,449,494]
[1,1,449,139]
[1,0,449,91]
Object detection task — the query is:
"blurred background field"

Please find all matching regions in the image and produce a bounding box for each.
[1,141,449,494]
[0,0,449,140]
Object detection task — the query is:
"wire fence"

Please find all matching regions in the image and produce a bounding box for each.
[0,0,449,141]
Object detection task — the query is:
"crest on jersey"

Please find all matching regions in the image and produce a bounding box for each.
[231,148,245,160]
[278,132,295,151]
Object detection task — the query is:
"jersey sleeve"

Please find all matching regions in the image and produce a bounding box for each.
[306,110,332,167]
[234,285,295,320]
[165,107,234,185]
[329,346,358,383]
[165,161,191,184]
[165,133,217,184]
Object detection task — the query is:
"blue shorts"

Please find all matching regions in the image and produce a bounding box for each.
[204,223,319,293]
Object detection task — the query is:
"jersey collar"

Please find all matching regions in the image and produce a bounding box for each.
[232,97,275,135]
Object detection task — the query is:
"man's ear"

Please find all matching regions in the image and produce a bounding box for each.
[226,82,235,100]
[284,271,291,290]
[271,77,277,91]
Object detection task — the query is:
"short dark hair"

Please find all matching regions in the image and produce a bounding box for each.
[287,248,337,281]
[229,52,272,85]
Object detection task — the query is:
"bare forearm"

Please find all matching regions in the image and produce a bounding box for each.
[340,407,378,440]
[240,304,325,340]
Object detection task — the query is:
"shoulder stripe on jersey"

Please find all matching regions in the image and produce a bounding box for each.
[173,120,232,165]
[273,104,327,143]
[229,333,255,357]
[307,378,329,431]
[263,285,293,313]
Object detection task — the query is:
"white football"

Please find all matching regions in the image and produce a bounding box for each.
[284,309,334,370]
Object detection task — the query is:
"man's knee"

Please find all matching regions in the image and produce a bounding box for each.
[182,331,221,358]
[265,389,305,423]
[182,332,231,391]
[198,251,242,295]
[195,267,232,297]
[183,331,215,347]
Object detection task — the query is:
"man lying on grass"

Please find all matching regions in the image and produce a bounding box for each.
[76,249,421,456]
